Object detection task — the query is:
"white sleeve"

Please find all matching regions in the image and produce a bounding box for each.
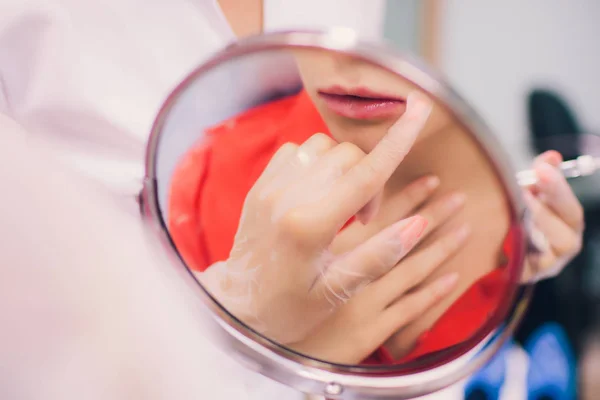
[0,1,158,196]
[0,114,301,400]
[0,79,8,114]
[0,5,300,394]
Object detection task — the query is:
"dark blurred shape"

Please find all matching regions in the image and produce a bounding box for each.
[528,89,582,159]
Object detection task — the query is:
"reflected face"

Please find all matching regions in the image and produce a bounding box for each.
[294,50,452,152]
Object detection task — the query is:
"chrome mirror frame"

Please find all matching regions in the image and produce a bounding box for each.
[141,29,534,399]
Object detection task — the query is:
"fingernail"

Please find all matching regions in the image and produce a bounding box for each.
[436,273,459,293]
[356,212,370,225]
[535,150,563,167]
[545,150,563,165]
[446,193,466,210]
[425,176,440,190]
[398,215,428,250]
[536,162,557,185]
[453,224,471,242]
[406,92,433,121]
[357,205,376,225]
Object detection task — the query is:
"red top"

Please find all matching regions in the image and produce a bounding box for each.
[168,90,515,365]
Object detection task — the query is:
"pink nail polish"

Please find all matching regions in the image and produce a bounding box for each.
[453,224,471,242]
[406,92,433,121]
[398,216,428,250]
[356,212,369,225]
[447,193,466,210]
[437,273,459,293]
[425,176,440,189]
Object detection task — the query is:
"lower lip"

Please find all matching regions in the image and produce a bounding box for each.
[318,93,406,120]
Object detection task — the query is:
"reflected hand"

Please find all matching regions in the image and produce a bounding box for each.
[522,150,584,282]
[199,93,433,344]
[290,224,469,364]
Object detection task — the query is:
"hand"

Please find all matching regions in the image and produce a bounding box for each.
[521,150,584,282]
[329,174,467,256]
[199,93,437,344]
[290,223,470,364]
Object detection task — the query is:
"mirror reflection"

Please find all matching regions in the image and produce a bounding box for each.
[159,48,523,367]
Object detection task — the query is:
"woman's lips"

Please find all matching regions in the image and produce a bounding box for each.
[317,87,406,120]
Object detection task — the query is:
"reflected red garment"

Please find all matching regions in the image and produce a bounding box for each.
[168,90,513,364]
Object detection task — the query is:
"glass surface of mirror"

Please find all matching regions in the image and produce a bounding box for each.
[151,44,526,372]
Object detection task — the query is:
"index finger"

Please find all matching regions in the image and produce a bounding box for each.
[330,92,433,221]
[535,150,563,167]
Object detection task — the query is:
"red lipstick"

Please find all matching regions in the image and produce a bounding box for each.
[317,85,406,120]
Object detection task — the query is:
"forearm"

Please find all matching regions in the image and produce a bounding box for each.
[195,262,267,332]
[0,114,291,399]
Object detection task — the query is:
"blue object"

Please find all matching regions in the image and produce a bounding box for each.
[464,339,514,400]
[525,322,576,400]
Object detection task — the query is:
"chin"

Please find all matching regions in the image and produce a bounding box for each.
[357,138,381,153]
[326,121,387,152]
[332,131,382,153]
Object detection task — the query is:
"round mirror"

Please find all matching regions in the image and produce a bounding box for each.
[140,30,588,399]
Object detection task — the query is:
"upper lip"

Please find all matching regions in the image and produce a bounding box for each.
[318,85,405,101]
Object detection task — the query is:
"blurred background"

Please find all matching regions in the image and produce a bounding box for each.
[383,1,600,398]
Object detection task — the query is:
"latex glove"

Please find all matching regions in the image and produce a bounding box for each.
[290,222,469,364]
[199,93,439,344]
